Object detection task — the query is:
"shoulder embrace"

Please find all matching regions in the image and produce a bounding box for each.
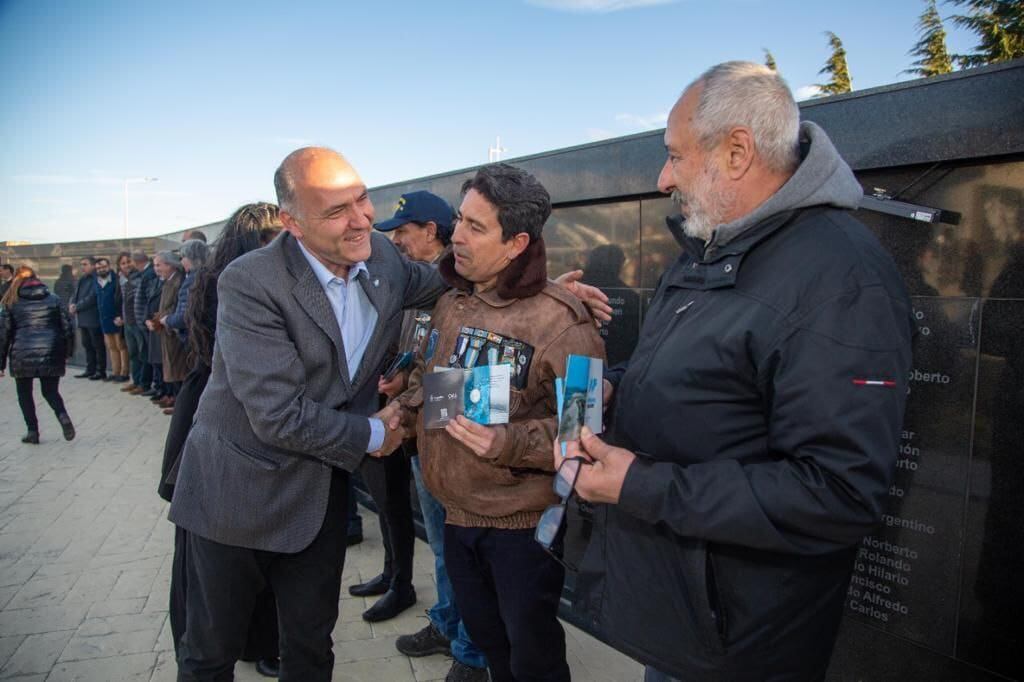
[542,281,593,325]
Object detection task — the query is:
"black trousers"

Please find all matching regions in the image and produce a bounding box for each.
[15,377,67,431]
[152,363,164,394]
[177,469,349,682]
[80,326,106,374]
[170,526,279,663]
[360,452,414,591]
[444,525,570,682]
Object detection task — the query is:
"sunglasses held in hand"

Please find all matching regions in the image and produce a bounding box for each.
[535,456,590,569]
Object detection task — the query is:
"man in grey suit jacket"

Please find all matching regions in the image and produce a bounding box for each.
[169,148,447,681]
[169,147,610,681]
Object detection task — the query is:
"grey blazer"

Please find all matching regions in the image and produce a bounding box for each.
[168,231,446,553]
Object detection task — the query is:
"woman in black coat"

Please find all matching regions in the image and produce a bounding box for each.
[0,267,76,443]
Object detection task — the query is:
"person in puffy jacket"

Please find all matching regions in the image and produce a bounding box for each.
[0,267,76,444]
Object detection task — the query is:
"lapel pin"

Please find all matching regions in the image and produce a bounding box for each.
[373,278,379,287]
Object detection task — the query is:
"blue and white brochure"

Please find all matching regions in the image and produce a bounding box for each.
[423,364,510,429]
[556,355,603,445]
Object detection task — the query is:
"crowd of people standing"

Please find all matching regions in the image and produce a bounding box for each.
[0,60,918,682]
[0,230,210,440]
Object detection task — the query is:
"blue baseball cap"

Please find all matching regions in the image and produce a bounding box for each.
[374,191,455,240]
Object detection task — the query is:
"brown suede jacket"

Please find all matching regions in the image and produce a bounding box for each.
[395,237,605,529]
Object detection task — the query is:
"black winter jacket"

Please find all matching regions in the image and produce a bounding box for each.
[574,207,915,681]
[1,280,74,378]
[53,275,75,307]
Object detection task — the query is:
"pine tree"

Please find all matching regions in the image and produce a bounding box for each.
[905,0,954,77]
[763,49,778,71]
[949,0,1024,67]
[817,32,852,95]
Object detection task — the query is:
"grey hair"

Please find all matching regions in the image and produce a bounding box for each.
[687,61,800,173]
[130,250,148,262]
[179,239,209,268]
[155,250,183,270]
[273,160,297,215]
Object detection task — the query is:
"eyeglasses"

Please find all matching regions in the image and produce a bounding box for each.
[534,456,588,570]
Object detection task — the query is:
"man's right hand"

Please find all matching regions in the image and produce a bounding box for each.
[368,402,407,458]
[69,304,77,314]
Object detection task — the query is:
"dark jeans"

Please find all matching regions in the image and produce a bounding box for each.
[15,377,67,431]
[444,525,569,682]
[360,452,414,591]
[79,326,106,374]
[125,324,148,386]
[170,526,279,662]
[177,469,349,682]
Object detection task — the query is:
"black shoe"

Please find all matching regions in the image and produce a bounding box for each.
[362,587,416,623]
[74,371,93,378]
[22,431,40,444]
[139,389,158,397]
[115,375,130,382]
[254,657,279,678]
[445,660,489,682]
[349,573,390,597]
[89,373,106,381]
[101,374,115,382]
[58,414,75,441]
[396,622,451,657]
[346,531,364,547]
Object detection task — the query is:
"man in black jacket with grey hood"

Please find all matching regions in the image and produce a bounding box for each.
[562,61,915,681]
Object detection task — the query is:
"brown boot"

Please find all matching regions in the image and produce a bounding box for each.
[120,383,136,392]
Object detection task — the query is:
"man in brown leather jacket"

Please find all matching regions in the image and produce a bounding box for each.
[381,163,604,682]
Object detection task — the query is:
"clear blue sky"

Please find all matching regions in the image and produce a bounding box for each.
[0,0,980,244]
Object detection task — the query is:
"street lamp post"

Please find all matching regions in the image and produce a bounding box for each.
[123,177,158,240]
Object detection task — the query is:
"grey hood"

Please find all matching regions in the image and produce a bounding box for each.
[709,120,863,249]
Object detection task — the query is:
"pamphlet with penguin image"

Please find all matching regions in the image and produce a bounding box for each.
[423,364,511,429]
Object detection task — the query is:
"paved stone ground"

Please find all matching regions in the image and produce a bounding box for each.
[0,375,642,681]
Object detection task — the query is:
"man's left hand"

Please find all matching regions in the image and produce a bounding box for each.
[560,426,636,505]
[446,415,497,457]
[554,270,612,326]
[378,372,407,400]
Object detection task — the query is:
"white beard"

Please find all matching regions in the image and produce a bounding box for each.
[672,159,736,243]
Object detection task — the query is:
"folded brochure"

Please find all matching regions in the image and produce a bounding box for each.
[423,364,511,429]
[556,355,603,451]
